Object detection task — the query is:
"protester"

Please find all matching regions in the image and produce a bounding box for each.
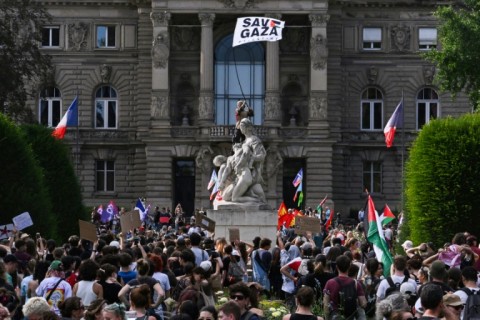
[282,286,323,320]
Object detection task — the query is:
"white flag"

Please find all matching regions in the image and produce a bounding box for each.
[233,17,285,47]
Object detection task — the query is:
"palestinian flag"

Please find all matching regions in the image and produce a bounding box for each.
[381,204,396,226]
[367,195,393,277]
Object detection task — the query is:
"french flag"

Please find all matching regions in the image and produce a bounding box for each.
[384,99,403,148]
[52,96,78,139]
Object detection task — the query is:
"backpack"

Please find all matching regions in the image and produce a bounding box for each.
[461,287,480,320]
[228,259,244,283]
[364,276,381,317]
[385,276,409,297]
[334,277,358,319]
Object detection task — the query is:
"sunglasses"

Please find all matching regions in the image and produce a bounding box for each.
[449,305,464,311]
[230,295,245,301]
[406,317,417,320]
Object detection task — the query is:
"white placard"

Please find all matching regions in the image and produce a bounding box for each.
[12,212,33,230]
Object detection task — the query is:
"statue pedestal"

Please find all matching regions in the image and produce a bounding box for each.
[207,207,277,242]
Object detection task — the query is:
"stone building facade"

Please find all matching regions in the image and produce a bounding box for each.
[32,0,469,217]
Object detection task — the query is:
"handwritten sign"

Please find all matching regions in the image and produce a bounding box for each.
[295,216,322,235]
[120,210,142,233]
[12,212,33,230]
[195,213,216,233]
[229,228,240,242]
[78,220,98,242]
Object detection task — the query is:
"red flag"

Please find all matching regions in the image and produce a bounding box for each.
[384,99,403,148]
[277,202,287,217]
[324,208,335,231]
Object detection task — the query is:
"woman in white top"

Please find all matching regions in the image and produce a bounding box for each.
[73,260,103,307]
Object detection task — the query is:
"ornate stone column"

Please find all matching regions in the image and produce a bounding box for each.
[309,13,329,128]
[198,13,215,126]
[150,12,171,127]
[264,14,282,126]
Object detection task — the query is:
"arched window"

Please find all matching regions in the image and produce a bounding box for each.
[214,34,265,125]
[95,86,118,129]
[361,88,383,130]
[39,87,61,127]
[417,88,439,130]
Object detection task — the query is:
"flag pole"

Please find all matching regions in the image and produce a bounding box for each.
[401,90,405,212]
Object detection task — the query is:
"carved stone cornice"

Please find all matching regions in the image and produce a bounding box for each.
[150,12,171,28]
[309,13,330,28]
[198,13,215,27]
[221,0,256,9]
[265,13,282,20]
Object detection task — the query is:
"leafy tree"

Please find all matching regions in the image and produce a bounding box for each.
[424,0,480,109]
[405,114,480,247]
[0,0,52,122]
[22,124,87,241]
[0,114,57,238]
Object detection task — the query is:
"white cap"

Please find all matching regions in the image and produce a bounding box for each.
[402,240,413,250]
[109,240,120,249]
[400,282,416,296]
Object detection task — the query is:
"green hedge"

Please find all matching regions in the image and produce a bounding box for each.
[0,114,56,237]
[22,124,87,241]
[405,114,480,247]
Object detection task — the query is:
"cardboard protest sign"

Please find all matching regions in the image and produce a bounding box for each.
[12,212,33,230]
[228,228,240,242]
[295,216,322,235]
[78,220,97,242]
[120,210,142,233]
[0,224,14,240]
[195,213,216,233]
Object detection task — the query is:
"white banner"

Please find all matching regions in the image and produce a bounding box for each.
[233,17,285,47]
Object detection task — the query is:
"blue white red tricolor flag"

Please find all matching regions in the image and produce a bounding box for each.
[135,198,146,221]
[384,99,403,148]
[292,168,303,187]
[52,96,78,139]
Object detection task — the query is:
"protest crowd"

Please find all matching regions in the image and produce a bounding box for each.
[0,201,479,320]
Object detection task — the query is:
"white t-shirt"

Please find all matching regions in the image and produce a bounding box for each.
[36,276,72,315]
[376,274,417,301]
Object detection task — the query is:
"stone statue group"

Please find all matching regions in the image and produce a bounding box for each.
[213,101,267,206]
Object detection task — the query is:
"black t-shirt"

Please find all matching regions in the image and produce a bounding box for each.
[101,281,122,304]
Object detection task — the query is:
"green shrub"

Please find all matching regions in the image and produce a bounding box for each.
[0,114,55,237]
[21,124,86,241]
[405,114,480,247]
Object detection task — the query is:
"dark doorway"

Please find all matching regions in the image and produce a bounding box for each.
[282,158,306,210]
[174,159,195,217]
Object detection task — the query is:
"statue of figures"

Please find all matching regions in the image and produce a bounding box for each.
[232,100,254,145]
[213,118,267,206]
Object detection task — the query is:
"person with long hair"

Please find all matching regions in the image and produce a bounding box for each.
[130,285,156,320]
[83,299,106,320]
[97,264,122,304]
[282,287,323,320]
[118,258,165,310]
